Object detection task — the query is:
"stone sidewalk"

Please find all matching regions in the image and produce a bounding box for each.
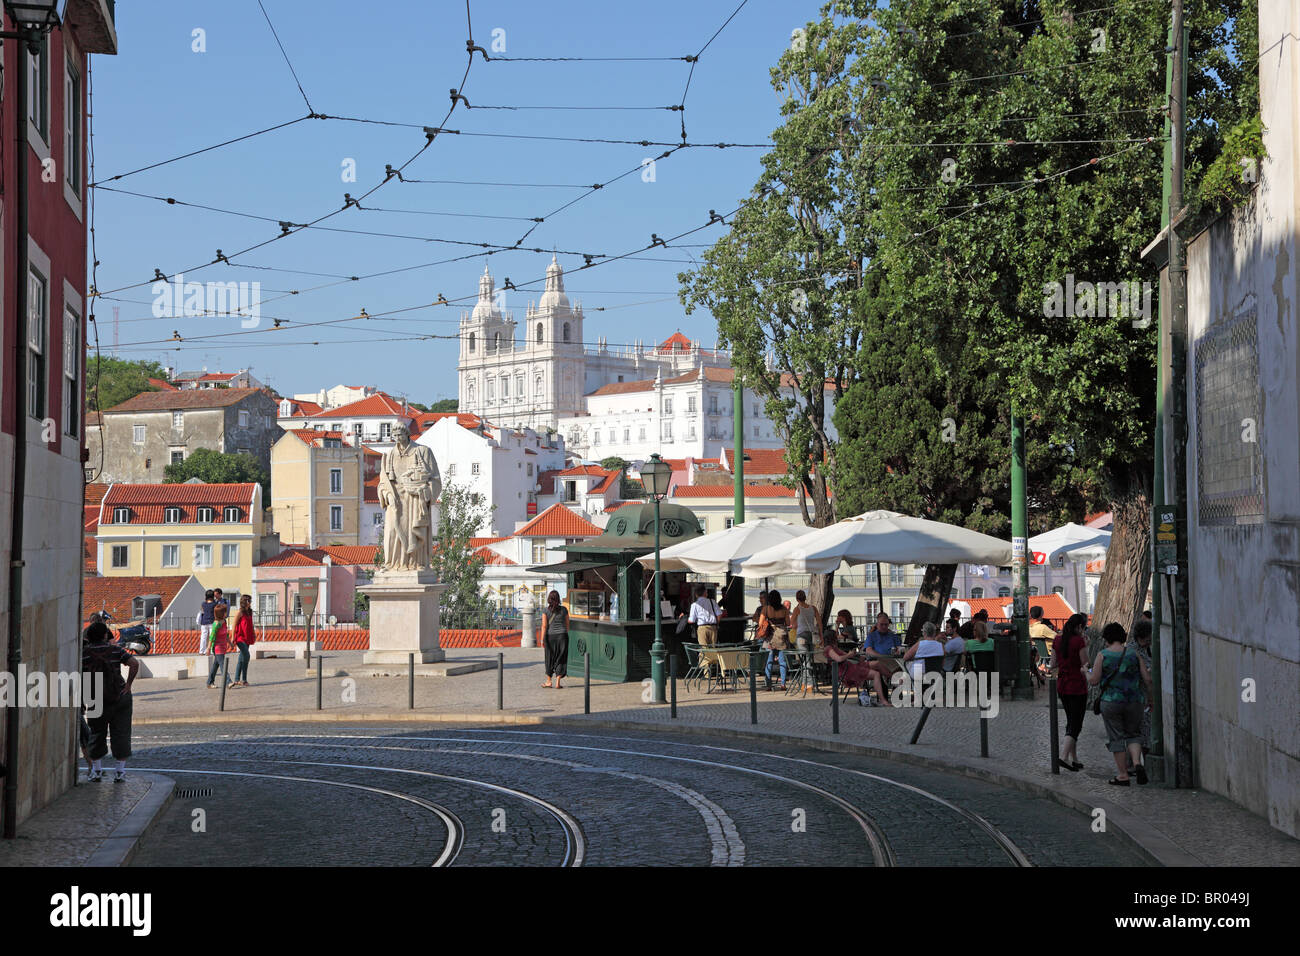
[0,772,173,867]
[124,646,1300,868]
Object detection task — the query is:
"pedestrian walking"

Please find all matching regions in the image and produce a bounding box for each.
[231,594,256,686]
[541,590,569,689]
[1088,621,1153,785]
[197,589,216,654]
[761,590,791,690]
[82,620,139,782]
[687,583,722,646]
[792,590,820,652]
[1050,612,1090,771]
[206,603,233,688]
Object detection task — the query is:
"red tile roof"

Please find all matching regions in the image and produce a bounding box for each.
[514,504,602,538]
[84,536,97,573]
[363,476,379,503]
[104,387,270,413]
[83,575,193,622]
[282,399,323,417]
[722,447,787,475]
[285,428,354,448]
[469,536,510,547]
[256,545,379,568]
[100,483,259,524]
[196,372,238,382]
[312,392,413,420]
[86,483,110,507]
[658,332,694,351]
[417,411,483,430]
[672,484,797,498]
[147,378,178,391]
[475,547,516,566]
[959,593,1076,621]
[603,501,635,513]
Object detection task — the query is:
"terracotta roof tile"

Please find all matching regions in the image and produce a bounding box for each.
[722,447,787,475]
[100,483,259,524]
[958,593,1075,621]
[147,378,178,391]
[83,575,192,622]
[513,504,602,538]
[311,392,412,419]
[671,484,796,498]
[104,387,270,413]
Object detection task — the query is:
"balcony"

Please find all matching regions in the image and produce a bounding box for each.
[66,0,118,54]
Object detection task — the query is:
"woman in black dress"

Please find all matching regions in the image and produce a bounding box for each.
[542,590,569,688]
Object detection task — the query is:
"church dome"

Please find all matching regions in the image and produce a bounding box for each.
[537,255,570,311]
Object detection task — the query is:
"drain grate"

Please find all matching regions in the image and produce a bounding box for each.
[173,786,213,799]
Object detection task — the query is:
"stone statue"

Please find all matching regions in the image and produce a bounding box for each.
[377,424,440,571]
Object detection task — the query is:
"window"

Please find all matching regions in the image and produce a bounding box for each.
[352,423,363,438]
[564,481,577,502]
[562,322,570,343]
[259,593,278,617]
[193,544,213,568]
[113,507,130,523]
[1029,586,1039,596]
[499,585,515,608]
[238,410,249,427]
[145,458,151,469]
[709,394,718,414]
[161,544,179,568]
[531,541,548,563]
[468,332,476,352]
[687,426,696,440]
[865,564,878,583]
[724,518,734,529]
[970,587,985,599]
[487,379,495,403]
[998,566,1012,576]
[173,411,184,430]
[164,507,182,523]
[28,34,48,139]
[27,269,47,419]
[664,398,673,415]
[752,404,759,417]
[171,450,184,465]
[218,544,238,567]
[380,423,392,440]
[471,462,481,475]
[996,586,1011,598]
[493,332,501,351]
[753,426,759,438]
[65,60,83,195]
[608,430,615,444]
[223,506,241,522]
[133,425,146,444]
[111,545,128,569]
[63,307,79,436]
[501,376,509,398]
[891,601,907,620]
[591,431,598,445]
[662,421,673,441]
[688,396,696,413]
[623,428,630,443]
[889,564,905,586]
[330,507,343,531]
[196,507,215,523]
[536,323,543,343]
[638,426,646,441]
[447,464,456,476]
[865,602,879,620]
[527,463,533,476]
[1052,586,1065,595]
[373,512,383,526]
[330,469,343,494]
[324,437,340,449]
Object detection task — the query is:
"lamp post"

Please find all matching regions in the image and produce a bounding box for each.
[3,0,70,841]
[642,454,672,704]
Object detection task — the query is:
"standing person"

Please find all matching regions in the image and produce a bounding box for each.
[687,583,722,646]
[541,590,569,689]
[82,621,139,782]
[792,591,820,652]
[1131,618,1155,764]
[231,594,256,687]
[1050,612,1090,771]
[761,590,791,690]
[1088,621,1153,786]
[206,603,233,688]
[197,590,216,654]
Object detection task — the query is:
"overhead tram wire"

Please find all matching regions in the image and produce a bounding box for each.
[257,0,314,112]
[94,0,480,298]
[677,0,750,142]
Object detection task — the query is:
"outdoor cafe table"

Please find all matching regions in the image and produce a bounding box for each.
[695,645,757,692]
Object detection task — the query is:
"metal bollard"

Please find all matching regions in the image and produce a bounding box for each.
[584,652,590,715]
[831,660,840,735]
[669,654,677,719]
[316,654,324,710]
[497,652,504,710]
[749,651,758,725]
[980,706,990,757]
[408,652,415,710]
[1049,677,1060,774]
[219,655,230,712]
[908,706,933,745]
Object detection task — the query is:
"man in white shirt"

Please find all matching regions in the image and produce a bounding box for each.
[687,584,722,646]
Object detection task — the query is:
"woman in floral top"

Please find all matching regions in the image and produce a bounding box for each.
[1088,621,1152,786]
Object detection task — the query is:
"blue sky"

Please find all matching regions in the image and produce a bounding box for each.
[93,0,806,402]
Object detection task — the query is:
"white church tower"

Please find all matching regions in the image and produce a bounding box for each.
[458,257,585,432]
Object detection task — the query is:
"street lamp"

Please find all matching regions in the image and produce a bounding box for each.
[3,0,70,841]
[642,454,673,704]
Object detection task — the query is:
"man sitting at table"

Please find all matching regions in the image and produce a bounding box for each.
[687,583,722,646]
[859,612,902,704]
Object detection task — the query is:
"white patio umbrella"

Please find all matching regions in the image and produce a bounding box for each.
[735,510,1013,577]
[634,517,814,576]
[1029,522,1111,613]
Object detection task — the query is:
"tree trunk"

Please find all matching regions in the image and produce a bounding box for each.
[810,572,834,633]
[1087,486,1152,659]
[904,564,958,645]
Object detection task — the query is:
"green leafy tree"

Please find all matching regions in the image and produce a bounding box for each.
[599,456,628,472]
[433,481,494,627]
[86,357,168,411]
[164,448,270,506]
[429,398,459,413]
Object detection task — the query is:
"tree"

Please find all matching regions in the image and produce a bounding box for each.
[164,448,270,506]
[433,481,494,628]
[429,398,458,413]
[86,357,167,411]
[599,456,628,472]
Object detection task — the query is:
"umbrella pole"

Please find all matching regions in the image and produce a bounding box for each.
[876,563,884,619]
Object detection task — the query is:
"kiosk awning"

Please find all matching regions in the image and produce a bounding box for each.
[526,559,608,575]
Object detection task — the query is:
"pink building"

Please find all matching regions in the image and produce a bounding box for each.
[251,545,378,625]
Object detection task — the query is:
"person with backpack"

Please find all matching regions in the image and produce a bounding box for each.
[541,590,569,689]
[1088,621,1153,786]
[82,620,139,782]
[231,594,256,686]
[206,603,234,688]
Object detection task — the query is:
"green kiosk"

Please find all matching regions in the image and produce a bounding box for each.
[528,501,704,682]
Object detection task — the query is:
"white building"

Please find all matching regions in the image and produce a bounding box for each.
[535,464,624,526]
[281,392,419,454]
[169,368,265,391]
[457,258,732,433]
[416,416,567,536]
[292,383,377,411]
[474,505,604,611]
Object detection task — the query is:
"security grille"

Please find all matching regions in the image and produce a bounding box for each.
[1194,306,1264,526]
[173,787,213,799]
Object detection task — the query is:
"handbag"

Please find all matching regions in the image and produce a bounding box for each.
[1092,648,1128,714]
[769,625,790,651]
[675,615,689,635]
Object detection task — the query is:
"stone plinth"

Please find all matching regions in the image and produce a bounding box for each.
[359,571,447,664]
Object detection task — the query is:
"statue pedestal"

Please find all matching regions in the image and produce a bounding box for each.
[360,571,446,664]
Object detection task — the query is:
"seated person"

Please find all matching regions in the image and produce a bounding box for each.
[963,611,994,652]
[859,612,902,704]
[821,637,882,707]
[904,622,947,681]
[833,609,858,647]
[942,619,966,671]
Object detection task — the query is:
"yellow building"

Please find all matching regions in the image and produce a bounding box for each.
[270,429,365,547]
[94,482,271,596]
